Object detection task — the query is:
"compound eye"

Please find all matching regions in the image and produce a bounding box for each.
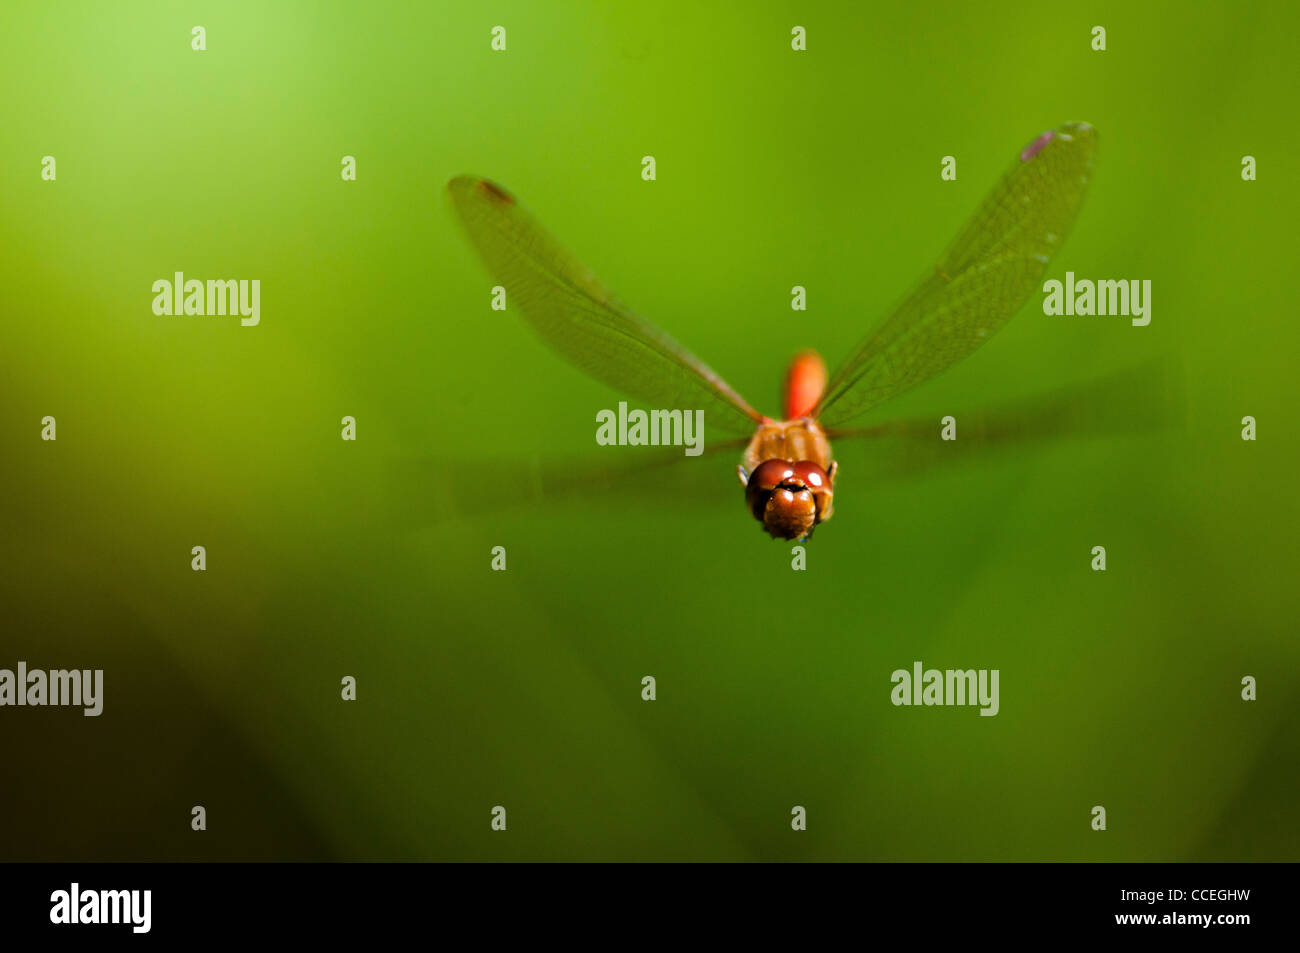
[745,460,796,523]
[749,459,796,491]
[791,460,828,489]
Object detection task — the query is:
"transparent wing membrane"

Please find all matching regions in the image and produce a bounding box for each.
[389,437,752,529]
[447,176,763,434]
[816,122,1098,428]
[826,357,1183,480]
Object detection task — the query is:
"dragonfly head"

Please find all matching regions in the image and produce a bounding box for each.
[742,459,835,541]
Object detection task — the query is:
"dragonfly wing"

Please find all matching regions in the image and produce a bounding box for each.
[816,122,1098,428]
[448,176,763,435]
[826,357,1183,480]
[388,437,752,530]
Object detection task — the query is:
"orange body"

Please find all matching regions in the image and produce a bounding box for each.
[739,352,837,541]
[784,350,828,420]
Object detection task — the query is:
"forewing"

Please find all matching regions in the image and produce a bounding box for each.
[816,122,1098,428]
[448,176,763,434]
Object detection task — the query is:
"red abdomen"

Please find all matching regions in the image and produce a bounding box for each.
[784,350,827,420]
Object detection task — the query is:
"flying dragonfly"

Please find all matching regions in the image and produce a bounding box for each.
[447,122,1098,541]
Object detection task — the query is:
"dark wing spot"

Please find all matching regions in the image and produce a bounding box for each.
[477,179,515,205]
[1019,130,1055,163]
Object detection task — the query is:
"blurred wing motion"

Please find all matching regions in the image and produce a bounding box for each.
[827,357,1184,481]
[389,437,752,530]
[447,176,764,434]
[816,121,1098,428]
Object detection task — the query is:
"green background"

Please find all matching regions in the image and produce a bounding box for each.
[1,0,1296,861]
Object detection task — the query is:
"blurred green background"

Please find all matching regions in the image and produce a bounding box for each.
[1,0,1297,861]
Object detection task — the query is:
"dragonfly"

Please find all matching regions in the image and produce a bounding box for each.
[447,121,1097,541]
